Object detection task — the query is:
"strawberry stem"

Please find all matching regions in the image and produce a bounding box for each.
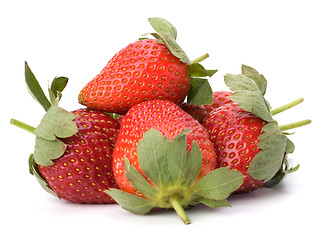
[279,119,311,131]
[10,119,36,134]
[169,194,190,224]
[271,98,304,115]
[191,53,209,64]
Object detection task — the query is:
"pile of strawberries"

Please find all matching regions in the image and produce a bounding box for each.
[11,18,311,224]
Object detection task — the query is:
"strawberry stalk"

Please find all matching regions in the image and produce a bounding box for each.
[278,119,312,131]
[10,119,36,133]
[169,194,190,225]
[191,53,210,64]
[271,98,304,115]
[268,98,311,131]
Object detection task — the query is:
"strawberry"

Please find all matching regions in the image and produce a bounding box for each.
[180,91,233,123]
[105,100,244,224]
[36,108,120,203]
[78,39,190,114]
[112,99,217,195]
[78,17,217,115]
[11,62,120,203]
[202,65,311,193]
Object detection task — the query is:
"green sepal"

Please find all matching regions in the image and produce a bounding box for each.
[148,17,177,40]
[197,198,231,208]
[285,138,295,154]
[263,137,297,187]
[146,17,191,64]
[34,137,67,166]
[124,157,159,199]
[154,33,190,64]
[189,63,218,78]
[224,74,273,122]
[166,129,194,184]
[137,128,170,187]
[28,154,59,197]
[182,141,203,186]
[187,78,213,105]
[25,61,52,112]
[33,104,78,141]
[263,169,286,188]
[105,189,155,215]
[51,76,68,96]
[193,167,244,200]
[138,37,150,40]
[49,76,69,104]
[264,156,299,188]
[241,64,267,95]
[248,122,288,182]
[284,164,300,174]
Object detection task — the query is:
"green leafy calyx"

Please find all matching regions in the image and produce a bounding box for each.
[224,73,273,122]
[23,62,78,166]
[106,129,244,224]
[12,62,78,169]
[10,62,78,198]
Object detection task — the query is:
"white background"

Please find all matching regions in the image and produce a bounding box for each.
[1,0,325,239]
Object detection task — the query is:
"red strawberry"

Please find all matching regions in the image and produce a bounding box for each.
[78,18,217,115]
[202,104,266,192]
[106,99,244,224]
[202,65,311,193]
[180,91,233,123]
[112,99,217,196]
[11,62,120,203]
[37,108,120,203]
[78,39,190,114]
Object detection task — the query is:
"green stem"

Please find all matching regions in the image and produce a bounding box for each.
[191,53,209,64]
[169,194,190,225]
[10,119,36,134]
[279,119,311,131]
[271,98,304,115]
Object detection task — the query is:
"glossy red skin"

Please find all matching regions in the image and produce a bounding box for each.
[180,91,233,123]
[112,100,217,196]
[78,39,190,115]
[38,108,120,203]
[202,104,266,193]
